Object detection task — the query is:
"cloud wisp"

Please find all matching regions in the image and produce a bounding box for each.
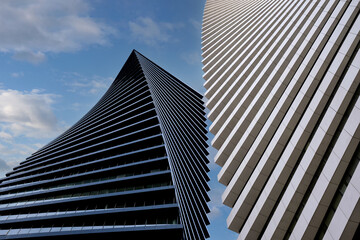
[0,158,11,178]
[129,17,182,46]
[189,18,202,31]
[12,51,46,64]
[11,72,24,78]
[64,73,112,95]
[181,51,202,65]
[0,0,114,63]
[207,183,226,221]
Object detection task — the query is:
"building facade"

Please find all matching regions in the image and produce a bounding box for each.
[202,0,359,239]
[0,50,210,240]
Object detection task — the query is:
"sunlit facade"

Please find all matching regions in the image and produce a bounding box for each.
[202,0,360,239]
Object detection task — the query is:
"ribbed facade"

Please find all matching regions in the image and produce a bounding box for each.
[0,50,209,240]
[202,0,359,239]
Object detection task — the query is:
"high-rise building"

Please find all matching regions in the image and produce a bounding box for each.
[0,50,210,240]
[202,0,359,239]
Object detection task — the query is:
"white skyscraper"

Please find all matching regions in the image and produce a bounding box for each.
[202,0,360,239]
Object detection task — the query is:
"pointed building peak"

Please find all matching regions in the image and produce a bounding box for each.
[132,49,147,59]
[131,49,139,54]
[0,50,209,240]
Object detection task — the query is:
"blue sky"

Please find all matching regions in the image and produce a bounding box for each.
[0,1,237,239]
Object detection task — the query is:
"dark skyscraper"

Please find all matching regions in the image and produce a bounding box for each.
[0,50,209,240]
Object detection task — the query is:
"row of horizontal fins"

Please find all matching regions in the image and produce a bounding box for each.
[202,0,360,239]
[0,52,187,239]
[135,51,210,240]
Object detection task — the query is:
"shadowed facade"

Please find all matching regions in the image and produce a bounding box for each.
[0,50,210,240]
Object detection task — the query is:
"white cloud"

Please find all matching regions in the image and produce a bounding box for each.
[129,17,182,46]
[0,88,63,174]
[0,89,61,138]
[0,0,114,63]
